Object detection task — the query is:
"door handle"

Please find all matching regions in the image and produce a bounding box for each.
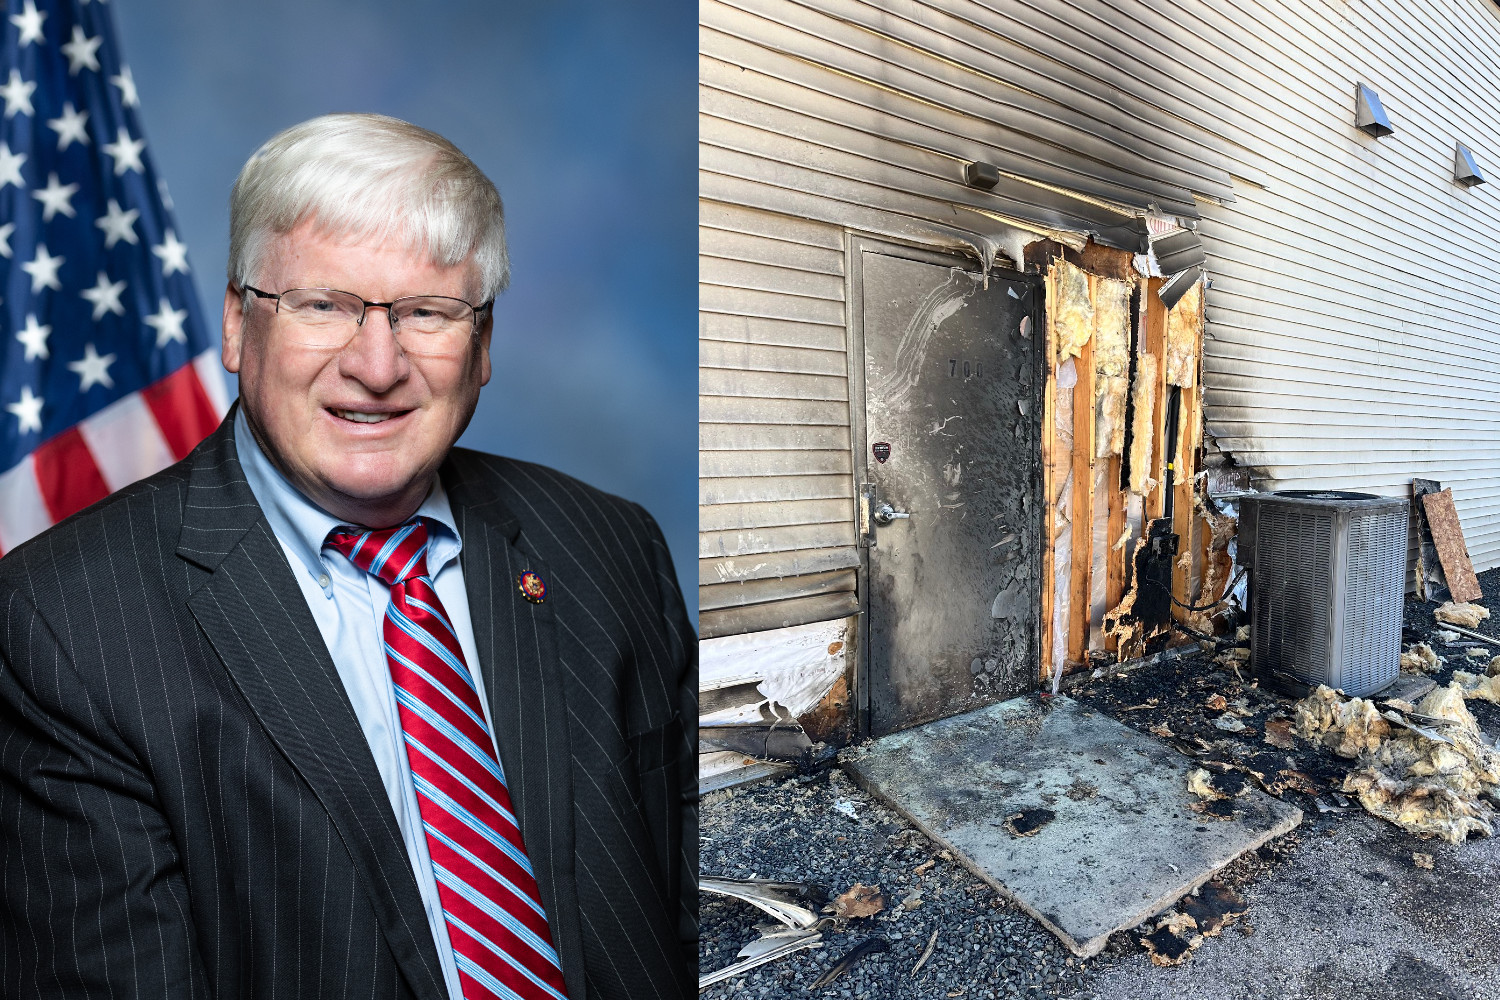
[873,503,910,526]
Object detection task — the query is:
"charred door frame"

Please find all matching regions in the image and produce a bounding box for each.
[845,234,1046,740]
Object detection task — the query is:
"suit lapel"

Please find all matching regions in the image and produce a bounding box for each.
[447,462,588,1000]
[177,417,448,1000]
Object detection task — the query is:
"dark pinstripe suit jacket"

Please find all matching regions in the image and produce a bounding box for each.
[0,415,695,1000]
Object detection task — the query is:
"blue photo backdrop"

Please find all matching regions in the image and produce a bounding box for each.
[116,0,697,615]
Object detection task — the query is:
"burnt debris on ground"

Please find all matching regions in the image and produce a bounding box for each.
[699,567,1500,996]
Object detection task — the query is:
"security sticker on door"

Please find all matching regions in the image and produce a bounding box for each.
[873,441,892,464]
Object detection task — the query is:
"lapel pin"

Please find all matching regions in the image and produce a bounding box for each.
[517,569,547,604]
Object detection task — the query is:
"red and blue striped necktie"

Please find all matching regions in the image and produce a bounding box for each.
[326,519,570,1000]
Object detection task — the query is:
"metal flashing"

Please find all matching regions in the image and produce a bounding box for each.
[1150,228,1206,274]
[1158,265,1202,310]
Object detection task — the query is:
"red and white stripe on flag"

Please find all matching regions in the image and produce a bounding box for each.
[0,351,227,556]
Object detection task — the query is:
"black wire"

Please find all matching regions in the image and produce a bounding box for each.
[1140,566,1248,613]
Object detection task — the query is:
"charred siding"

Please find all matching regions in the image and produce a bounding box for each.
[699,0,1238,636]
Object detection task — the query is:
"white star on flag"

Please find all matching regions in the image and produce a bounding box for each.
[80,272,126,320]
[9,0,45,47]
[1,70,37,118]
[102,129,145,175]
[68,344,116,391]
[0,143,25,188]
[95,199,139,249]
[33,172,79,222]
[110,65,138,108]
[15,314,50,361]
[47,102,89,150]
[0,0,229,559]
[6,386,43,434]
[145,298,188,347]
[60,26,102,74]
[152,229,189,275]
[21,244,63,292]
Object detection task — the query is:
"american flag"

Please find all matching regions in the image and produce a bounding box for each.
[0,0,226,556]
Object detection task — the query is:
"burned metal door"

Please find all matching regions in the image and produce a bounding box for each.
[858,250,1040,737]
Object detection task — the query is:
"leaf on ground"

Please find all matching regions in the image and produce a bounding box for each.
[832,883,885,919]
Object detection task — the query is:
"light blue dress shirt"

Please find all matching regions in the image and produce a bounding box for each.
[235,410,482,1000]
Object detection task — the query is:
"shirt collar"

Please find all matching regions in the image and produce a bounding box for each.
[234,407,463,580]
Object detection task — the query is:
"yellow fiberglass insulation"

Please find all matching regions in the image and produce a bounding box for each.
[1337,683,1500,844]
[1400,643,1443,674]
[1092,278,1130,378]
[1293,685,1391,758]
[1163,279,1202,387]
[1127,353,1157,494]
[1053,260,1092,363]
[1435,602,1491,629]
[1095,376,1128,458]
[1453,670,1500,703]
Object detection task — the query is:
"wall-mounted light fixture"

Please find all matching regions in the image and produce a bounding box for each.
[964,160,1000,190]
[1456,143,1486,187]
[1355,83,1395,137]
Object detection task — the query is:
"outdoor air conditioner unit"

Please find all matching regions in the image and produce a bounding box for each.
[1238,491,1409,697]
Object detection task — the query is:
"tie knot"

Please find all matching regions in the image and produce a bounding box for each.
[326,519,430,586]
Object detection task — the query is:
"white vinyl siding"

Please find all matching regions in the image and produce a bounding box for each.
[699,201,859,632]
[1184,0,1500,572]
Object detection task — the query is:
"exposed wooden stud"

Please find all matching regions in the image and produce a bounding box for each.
[1039,265,1058,684]
[1105,453,1127,653]
[1143,278,1169,522]
[1068,279,1097,668]
[1171,383,1199,609]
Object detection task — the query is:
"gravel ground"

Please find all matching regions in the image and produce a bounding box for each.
[700,767,1095,999]
[699,569,1500,998]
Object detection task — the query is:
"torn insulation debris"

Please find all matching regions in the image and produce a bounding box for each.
[1435,602,1491,630]
[1293,686,1392,759]
[1181,883,1248,939]
[1295,683,1500,844]
[1401,643,1443,674]
[1452,670,1500,702]
[830,883,886,920]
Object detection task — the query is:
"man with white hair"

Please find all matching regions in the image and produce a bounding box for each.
[0,114,694,1000]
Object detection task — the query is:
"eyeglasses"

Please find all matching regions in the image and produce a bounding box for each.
[243,285,491,356]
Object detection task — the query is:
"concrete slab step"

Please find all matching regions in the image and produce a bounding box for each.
[842,694,1302,957]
